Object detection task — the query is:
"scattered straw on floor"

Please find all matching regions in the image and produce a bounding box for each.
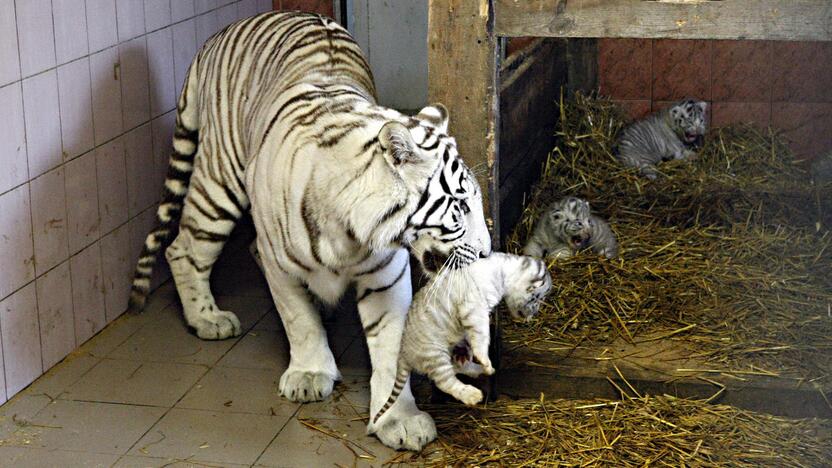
[503,92,832,382]
[400,395,832,467]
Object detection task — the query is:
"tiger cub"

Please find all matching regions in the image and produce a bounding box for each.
[371,253,551,424]
[615,99,708,179]
[523,197,618,260]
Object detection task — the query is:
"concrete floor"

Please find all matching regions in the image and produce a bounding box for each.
[0,243,410,467]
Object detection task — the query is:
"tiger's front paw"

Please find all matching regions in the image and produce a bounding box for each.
[279,367,338,402]
[455,385,484,406]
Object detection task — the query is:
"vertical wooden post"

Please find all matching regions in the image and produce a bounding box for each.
[428,0,500,248]
[428,0,502,400]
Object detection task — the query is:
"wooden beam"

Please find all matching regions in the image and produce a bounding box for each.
[428,0,500,246]
[495,0,832,41]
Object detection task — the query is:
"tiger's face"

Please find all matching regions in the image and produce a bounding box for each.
[669,99,708,147]
[504,255,551,321]
[549,197,592,251]
[378,104,491,277]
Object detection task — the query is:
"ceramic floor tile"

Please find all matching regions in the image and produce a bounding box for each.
[23,353,100,399]
[296,375,371,422]
[0,395,53,441]
[62,360,208,407]
[108,303,238,365]
[214,295,273,333]
[176,366,298,416]
[5,400,165,454]
[215,330,290,371]
[0,447,119,467]
[114,454,248,467]
[255,411,397,467]
[338,336,372,377]
[129,408,291,465]
[252,310,282,332]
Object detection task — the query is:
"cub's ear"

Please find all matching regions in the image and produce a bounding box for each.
[378,122,424,165]
[416,103,449,133]
[695,101,708,113]
[670,105,684,119]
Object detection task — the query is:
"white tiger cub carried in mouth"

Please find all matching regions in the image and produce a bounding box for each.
[371,253,551,427]
[524,196,618,260]
[615,99,708,179]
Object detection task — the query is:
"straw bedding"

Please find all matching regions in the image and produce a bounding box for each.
[406,395,832,467]
[502,92,832,382]
[386,93,832,467]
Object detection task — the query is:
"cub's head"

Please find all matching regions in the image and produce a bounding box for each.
[503,254,551,321]
[548,197,593,251]
[669,99,708,147]
[378,104,491,277]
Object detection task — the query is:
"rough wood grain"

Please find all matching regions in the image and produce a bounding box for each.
[500,339,832,419]
[495,0,832,41]
[498,38,566,242]
[428,0,500,246]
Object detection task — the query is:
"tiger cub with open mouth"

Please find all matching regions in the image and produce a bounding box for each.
[524,197,618,261]
[615,99,708,180]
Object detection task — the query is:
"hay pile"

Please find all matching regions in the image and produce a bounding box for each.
[504,92,832,382]
[410,395,832,467]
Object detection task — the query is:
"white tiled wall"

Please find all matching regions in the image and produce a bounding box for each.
[0,0,273,403]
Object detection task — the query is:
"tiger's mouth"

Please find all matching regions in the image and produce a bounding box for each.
[421,246,478,275]
[421,249,448,274]
[684,131,699,143]
[571,235,589,249]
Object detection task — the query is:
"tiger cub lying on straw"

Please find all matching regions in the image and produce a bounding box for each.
[372,253,551,425]
[615,99,708,179]
[524,197,618,260]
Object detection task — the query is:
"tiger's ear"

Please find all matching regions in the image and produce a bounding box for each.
[378,122,424,165]
[695,101,708,113]
[416,103,449,133]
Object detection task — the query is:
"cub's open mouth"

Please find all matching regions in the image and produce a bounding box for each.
[684,132,698,143]
[571,235,588,248]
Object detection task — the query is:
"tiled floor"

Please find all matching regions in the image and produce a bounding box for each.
[0,243,408,467]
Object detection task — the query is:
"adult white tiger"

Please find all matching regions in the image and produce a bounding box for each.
[127,12,491,451]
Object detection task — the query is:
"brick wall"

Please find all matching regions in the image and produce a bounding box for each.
[273,0,333,17]
[598,39,832,161]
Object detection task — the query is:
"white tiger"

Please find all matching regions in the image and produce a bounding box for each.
[127,12,491,451]
[615,99,708,179]
[524,196,618,260]
[372,253,551,425]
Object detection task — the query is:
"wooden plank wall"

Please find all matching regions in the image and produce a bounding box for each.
[495,0,832,41]
[498,39,566,242]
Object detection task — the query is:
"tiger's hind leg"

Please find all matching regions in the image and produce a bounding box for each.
[165,172,246,340]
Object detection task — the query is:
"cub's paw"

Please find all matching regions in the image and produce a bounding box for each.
[190,309,241,340]
[279,368,337,402]
[482,363,495,376]
[372,409,437,451]
[455,385,484,406]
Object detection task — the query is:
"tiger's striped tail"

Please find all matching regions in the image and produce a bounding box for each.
[127,65,200,313]
[373,357,411,425]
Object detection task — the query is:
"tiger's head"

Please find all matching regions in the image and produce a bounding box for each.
[669,99,708,147]
[376,104,491,277]
[548,197,593,251]
[502,254,551,322]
